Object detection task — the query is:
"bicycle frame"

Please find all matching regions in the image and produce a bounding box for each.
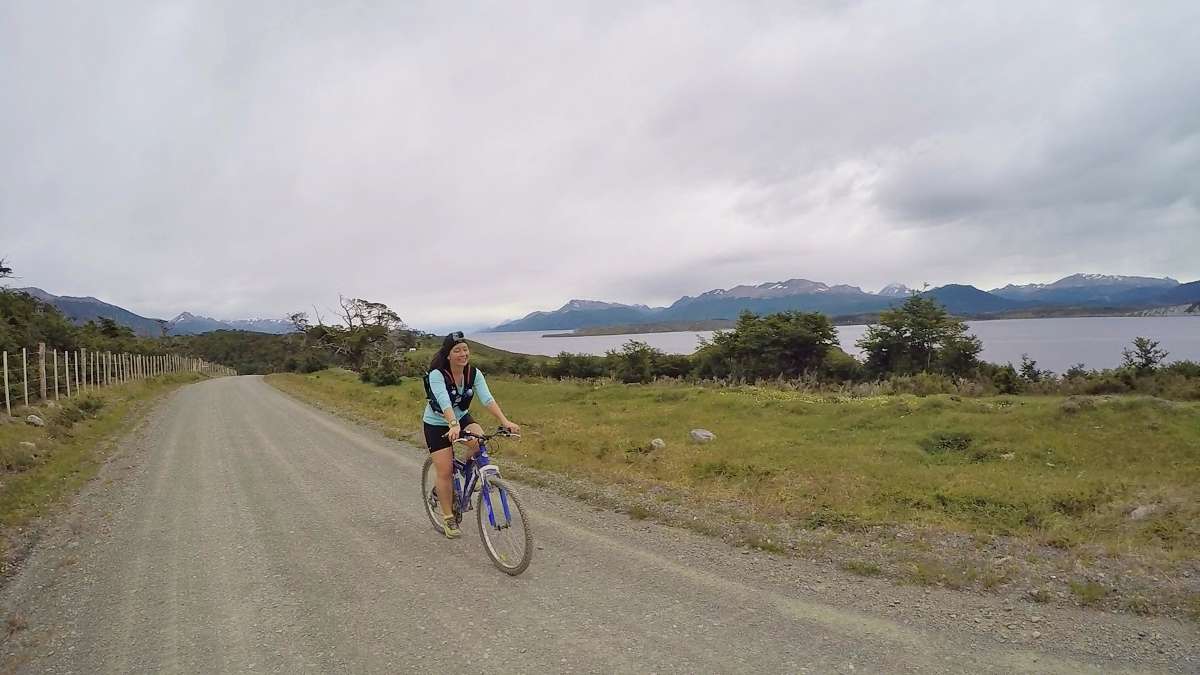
[452,441,513,528]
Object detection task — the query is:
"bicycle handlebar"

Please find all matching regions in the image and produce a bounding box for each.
[452,427,521,443]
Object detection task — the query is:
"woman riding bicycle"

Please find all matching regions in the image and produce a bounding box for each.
[423,331,520,539]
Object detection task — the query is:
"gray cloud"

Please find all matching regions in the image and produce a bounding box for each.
[3,1,1197,330]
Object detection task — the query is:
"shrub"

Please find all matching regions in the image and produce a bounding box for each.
[1064,363,1091,379]
[606,341,661,384]
[991,364,1022,395]
[890,372,958,396]
[76,395,105,416]
[1069,580,1108,607]
[1084,372,1134,395]
[1059,396,1096,415]
[1163,360,1200,378]
[699,310,839,380]
[549,352,606,379]
[360,356,405,386]
[919,431,975,455]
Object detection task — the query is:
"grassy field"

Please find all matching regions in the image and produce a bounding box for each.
[0,372,205,571]
[268,369,1200,563]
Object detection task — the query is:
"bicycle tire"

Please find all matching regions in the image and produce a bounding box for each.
[476,477,533,575]
[419,456,445,532]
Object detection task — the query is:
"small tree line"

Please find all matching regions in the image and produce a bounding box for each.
[466,297,1199,400]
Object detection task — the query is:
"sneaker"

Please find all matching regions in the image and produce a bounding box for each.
[439,514,461,539]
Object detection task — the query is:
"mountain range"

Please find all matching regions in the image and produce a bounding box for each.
[15,288,296,337]
[492,274,1200,332]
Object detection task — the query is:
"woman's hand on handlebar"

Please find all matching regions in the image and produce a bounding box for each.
[501,420,521,434]
[444,423,461,443]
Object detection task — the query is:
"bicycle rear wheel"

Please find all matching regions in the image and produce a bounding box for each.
[476,477,532,575]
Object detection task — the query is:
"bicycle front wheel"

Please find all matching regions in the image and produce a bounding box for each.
[419,456,444,532]
[476,477,533,575]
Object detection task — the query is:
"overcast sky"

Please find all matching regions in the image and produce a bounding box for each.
[3,1,1198,331]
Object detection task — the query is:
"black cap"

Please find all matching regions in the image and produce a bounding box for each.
[442,331,466,350]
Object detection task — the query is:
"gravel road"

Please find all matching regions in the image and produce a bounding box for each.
[1,376,1195,673]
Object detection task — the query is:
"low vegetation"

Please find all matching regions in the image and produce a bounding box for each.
[269,369,1200,563]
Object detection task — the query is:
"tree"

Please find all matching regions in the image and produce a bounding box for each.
[303,297,411,371]
[695,310,839,380]
[606,340,662,384]
[857,296,982,376]
[1018,354,1052,383]
[1122,336,1168,374]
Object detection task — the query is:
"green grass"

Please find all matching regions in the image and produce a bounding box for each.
[267,370,1200,562]
[1070,580,1109,607]
[0,373,205,569]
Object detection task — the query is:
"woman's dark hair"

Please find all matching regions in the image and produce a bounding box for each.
[429,331,467,371]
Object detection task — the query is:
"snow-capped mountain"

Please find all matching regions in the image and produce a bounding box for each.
[878,283,914,297]
[991,274,1179,305]
[167,313,298,335]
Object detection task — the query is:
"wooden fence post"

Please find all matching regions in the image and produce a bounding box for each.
[53,349,59,400]
[22,347,29,406]
[3,351,9,416]
[39,343,47,401]
[65,351,72,397]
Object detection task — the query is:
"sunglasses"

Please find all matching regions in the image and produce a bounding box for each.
[448,331,465,341]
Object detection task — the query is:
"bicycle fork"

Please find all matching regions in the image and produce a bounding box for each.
[480,477,514,529]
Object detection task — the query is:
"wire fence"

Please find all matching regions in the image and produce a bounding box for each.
[2,343,236,417]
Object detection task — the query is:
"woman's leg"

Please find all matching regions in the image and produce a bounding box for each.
[430,446,456,519]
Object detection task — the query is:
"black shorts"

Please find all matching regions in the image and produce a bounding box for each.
[423,414,476,452]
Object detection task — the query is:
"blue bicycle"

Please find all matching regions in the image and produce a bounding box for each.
[420,428,533,575]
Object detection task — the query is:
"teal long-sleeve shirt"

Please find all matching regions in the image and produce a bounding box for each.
[422,368,495,426]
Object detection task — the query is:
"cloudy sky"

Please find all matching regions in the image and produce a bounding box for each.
[3,1,1198,331]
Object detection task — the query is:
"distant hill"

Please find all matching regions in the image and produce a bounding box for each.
[226,318,296,334]
[168,313,296,335]
[18,287,166,336]
[919,284,1027,314]
[491,273,1194,331]
[990,274,1179,306]
[167,312,232,335]
[1153,280,1200,305]
[493,300,659,332]
[15,287,296,337]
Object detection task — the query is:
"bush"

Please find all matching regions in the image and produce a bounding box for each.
[991,364,1022,395]
[1059,396,1097,415]
[1162,360,1200,378]
[919,431,975,455]
[549,352,607,379]
[699,310,839,380]
[1084,372,1134,395]
[360,356,405,386]
[76,395,105,415]
[889,372,959,396]
[823,348,865,382]
[606,341,662,384]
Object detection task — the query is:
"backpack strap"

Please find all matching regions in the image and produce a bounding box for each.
[424,368,456,414]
